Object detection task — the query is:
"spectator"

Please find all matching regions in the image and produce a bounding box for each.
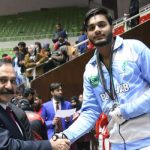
[41,82,72,139]
[70,96,81,111]
[78,94,83,108]
[52,23,68,43]
[2,53,8,58]
[76,29,88,54]
[2,53,12,62]
[17,42,27,74]
[34,94,43,115]
[18,42,28,55]
[43,39,69,73]
[53,35,70,51]
[129,0,139,27]
[12,46,25,86]
[22,87,35,110]
[35,42,42,53]
[11,88,23,106]
[18,99,48,140]
[24,44,48,81]
[12,47,22,76]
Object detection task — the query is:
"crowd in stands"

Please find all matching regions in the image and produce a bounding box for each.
[1,23,95,89]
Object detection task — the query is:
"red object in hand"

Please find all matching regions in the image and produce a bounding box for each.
[95,112,109,139]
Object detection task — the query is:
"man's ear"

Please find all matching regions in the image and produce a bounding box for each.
[50,91,54,96]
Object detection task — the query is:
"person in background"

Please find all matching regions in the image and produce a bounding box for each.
[53,35,70,51]
[12,46,25,86]
[2,53,12,61]
[70,96,81,111]
[40,43,51,59]
[129,0,139,27]
[35,42,42,53]
[54,7,150,150]
[18,98,48,140]
[43,38,69,73]
[22,87,35,110]
[76,29,88,54]
[78,94,83,108]
[0,59,71,150]
[34,94,43,115]
[11,88,23,106]
[52,23,68,43]
[24,44,48,81]
[12,47,22,76]
[18,42,28,56]
[41,82,72,139]
[24,45,37,71]
[17,42,28,74]
[70,96,92,150]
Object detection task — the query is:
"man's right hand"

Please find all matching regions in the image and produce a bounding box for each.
[50,139,70,150]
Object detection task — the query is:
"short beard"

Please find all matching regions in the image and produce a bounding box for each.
[54,95,63,102]
[90,32,113,47]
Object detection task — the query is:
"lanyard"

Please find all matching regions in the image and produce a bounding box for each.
[96,45,117,101]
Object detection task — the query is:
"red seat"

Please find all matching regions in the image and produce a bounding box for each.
[140,13,150,23]
[113,25,125,36]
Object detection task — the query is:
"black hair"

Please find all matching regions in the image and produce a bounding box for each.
[2,53,8,58]
[56,23,62,27]
[49,82,62,92]
[83,7,113,31]
[23,88,35,97]
[35,42,42,49]
[70,96,78,101]
[70,95,81,110]
[13,46,19,51]
[0,58,12,66]
[18,42,26,47]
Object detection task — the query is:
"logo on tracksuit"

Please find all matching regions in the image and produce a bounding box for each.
[89,75,100,88]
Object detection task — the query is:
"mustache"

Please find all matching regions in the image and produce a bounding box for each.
[0,89,15,95]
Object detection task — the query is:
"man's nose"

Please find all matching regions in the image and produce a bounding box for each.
[59,90,62,94]
[5,80,13,89]
[95,24,101,32]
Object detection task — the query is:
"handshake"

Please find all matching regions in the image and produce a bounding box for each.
[50,132,71,150]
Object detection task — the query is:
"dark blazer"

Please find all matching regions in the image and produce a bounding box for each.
[8,102,33,140]
[41,100,72,139]
[0,104,51,150]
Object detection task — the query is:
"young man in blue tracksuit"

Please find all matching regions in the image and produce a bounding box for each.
[53,7,150,150]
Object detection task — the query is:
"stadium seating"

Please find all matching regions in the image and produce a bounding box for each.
[0,7,88,41]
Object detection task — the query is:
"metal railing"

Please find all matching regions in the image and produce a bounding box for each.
[0,32,80,42]
[113,3,150,33]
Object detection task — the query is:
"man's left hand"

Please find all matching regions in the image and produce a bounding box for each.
[109,107,126,125]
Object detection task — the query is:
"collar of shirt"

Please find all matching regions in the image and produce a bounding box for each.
[0,102,24,136]
[0,102,8,110]
[89,36,123,66]
[52,98,61,112]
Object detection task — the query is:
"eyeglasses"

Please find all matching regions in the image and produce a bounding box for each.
[86,21,107,31]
